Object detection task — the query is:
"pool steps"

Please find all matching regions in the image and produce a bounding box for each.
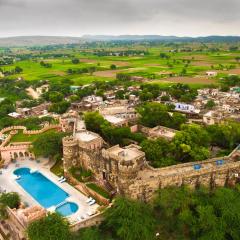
[55,200,67,209]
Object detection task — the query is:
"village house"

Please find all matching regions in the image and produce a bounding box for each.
[173,102,200,114]
[99,104,138,122]
[36,84,49,95]
[203,111,223,125]
[103,115,128,127]
[206,71,218,77]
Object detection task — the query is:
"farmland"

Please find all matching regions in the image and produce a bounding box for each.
[0,42,240,88]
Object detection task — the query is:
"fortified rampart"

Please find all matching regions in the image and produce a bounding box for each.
[0,124,60,163]
[63,130,240,202]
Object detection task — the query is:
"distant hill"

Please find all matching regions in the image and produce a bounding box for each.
[82,35,240,42]
[0,36,82,47]
[0,35,240,47]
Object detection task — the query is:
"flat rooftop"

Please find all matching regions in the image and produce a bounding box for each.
[108,145,144,161]
[75,131,98,142]
[104,115,125,124]
[150,127,176,138]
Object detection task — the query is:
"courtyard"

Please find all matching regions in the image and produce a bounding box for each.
[0,158,99,224]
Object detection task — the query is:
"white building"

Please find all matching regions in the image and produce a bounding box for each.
[206,71,217,77]
[174,103,200,114]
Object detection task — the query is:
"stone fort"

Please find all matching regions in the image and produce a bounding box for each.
[63,129,240,201]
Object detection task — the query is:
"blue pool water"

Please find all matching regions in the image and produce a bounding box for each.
[14,168,70,209]
[56,202,79,216]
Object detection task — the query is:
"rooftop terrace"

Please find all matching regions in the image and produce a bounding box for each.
[107,145,145,161]
[75,131,98,142]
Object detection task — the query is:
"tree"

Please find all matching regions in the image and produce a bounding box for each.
[49,92,64,103]
[205,100,216,109]
[139,90,154,101]
[15,66,23,73]
[170,112,187,130]
[0,98,15,118]
[88,66,96,75]
[161,95,170,102]
[180,68,187,76]
[32,132,66,158]
[173,124,210,162]
[104,197,155,240]
[116,73,131,82]
[115,90,125,99]
[27,213,70,240]
[110,64,117,70]
[48,100,70,114]
[84,112,108,134]
[0,192,20,209]
[137,102,172,128]
[74,227,103,240]
[141,138,176,167]
[153,185,240,240]
[72,58,80,64]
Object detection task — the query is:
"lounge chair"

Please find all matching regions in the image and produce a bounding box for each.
[58,176,64,181]
[87,211,96,216]
[59,178,66,183]
[86,197,93,203]
[89,199,96,206]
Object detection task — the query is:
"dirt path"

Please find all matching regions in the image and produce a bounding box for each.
[151,76,216,84]
[93,69,123,78]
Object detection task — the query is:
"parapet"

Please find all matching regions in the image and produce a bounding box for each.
[62,136,78,146]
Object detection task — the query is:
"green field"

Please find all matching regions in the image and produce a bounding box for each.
[1,43,240,88]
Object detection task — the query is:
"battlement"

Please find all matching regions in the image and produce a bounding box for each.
[0,124,60,136]
[75,130,103,150]
[62,136,78,146]
[0,142,32,151]
[118,161,139,172]
[103,144,145,162]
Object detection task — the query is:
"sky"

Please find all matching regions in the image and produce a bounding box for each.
[0,0,240,37]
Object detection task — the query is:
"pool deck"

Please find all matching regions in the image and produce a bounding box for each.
[0,159,99,224]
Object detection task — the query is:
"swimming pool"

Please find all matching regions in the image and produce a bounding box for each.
[56,202,79,216]
[13,168,78,215]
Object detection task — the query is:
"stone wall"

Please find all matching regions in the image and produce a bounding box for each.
[63,127,240,202]
[0,124,60,136]
[5,207,26,240]
[125,149,240,201]
[0,124,60,163]
[66,173,110,205]
[70,211,105,232]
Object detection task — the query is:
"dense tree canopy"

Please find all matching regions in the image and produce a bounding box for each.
[0,192,20,209]
[137,102,186,129]
[27,213,70,240]
[104,197,155,240]
[141,138,176,167]
[48,100,70,114]
[32,131,66,158]
[154,186,240,240]
[173,124,210,162]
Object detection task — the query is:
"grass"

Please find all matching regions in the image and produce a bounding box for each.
[86,183,110,199]
[2,45,239,87]
[10,129,56,143]
[69,166,92,182]
[50,159,64,177]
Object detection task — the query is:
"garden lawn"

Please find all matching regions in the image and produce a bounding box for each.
[10,129,56,143]
[86,183,110,199]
